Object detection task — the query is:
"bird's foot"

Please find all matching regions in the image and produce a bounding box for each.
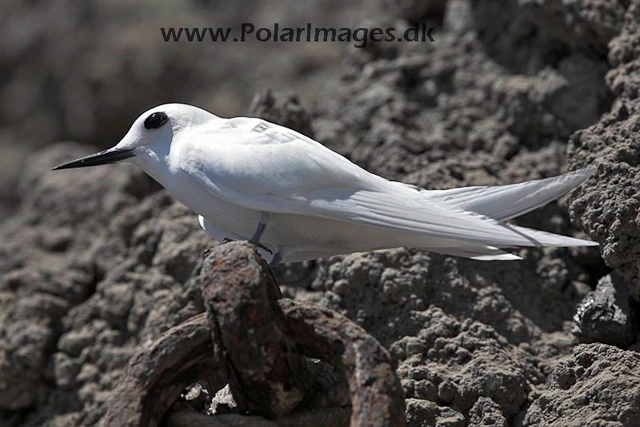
[248,240,273,255]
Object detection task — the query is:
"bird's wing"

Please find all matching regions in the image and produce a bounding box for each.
[421,169,595,221]
[180,118,594,248]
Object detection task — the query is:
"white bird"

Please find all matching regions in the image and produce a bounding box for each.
[53,103,598,266]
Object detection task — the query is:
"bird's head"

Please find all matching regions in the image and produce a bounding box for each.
[52,103,216,170]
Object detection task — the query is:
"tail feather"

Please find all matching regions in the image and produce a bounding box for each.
[424,222,596,262]
[423,168,595,221]
[430,245,523,261]
[503,223,598,247]
[415,168,598,257]
[422,220,598,261]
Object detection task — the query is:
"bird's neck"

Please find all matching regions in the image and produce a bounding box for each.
[134,142,177,188]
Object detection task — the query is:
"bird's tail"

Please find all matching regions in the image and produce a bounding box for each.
[417,169,597,260]
[422,168,595,221]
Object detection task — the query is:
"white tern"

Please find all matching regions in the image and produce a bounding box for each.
[53,103,598,266]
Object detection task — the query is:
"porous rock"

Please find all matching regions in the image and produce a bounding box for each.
[567,3,640,300]
[524,343,640,426]
[573,271,639,347]
[519,0,627,55]
[382,0,447,22]
[0,143,209,425]
[248,89,315,138]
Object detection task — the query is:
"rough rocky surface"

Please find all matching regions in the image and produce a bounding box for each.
[519,0,626,55]
[2,0,640,426]
[524,344,640,426]
[573,271,639,347]
[567,3,640,300]
[382,0,448,22]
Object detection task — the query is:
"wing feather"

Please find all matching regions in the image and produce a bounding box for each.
[182,119,596,249]
[422,169,594,220]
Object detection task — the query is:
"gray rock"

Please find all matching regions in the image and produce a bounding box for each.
[53,352,81,390]
[567,4,640,300]
[519,0,626,55]
[573,271,638,346]
[524,344,640,426]
[444,0,474,34]
[468,397,508,427]
[0,143,208,423]
[248,89,315,138]
[382,0,447,21]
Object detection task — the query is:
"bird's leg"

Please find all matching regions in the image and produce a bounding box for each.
[268,252,282,268]
[249,212,269,245]
[248,212,273,254]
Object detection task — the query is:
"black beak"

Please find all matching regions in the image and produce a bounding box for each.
[52,148,135,171]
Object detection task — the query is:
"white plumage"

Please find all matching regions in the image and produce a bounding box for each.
[53,103,598,265]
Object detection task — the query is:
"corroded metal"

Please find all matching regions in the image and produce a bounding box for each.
[102,242,405,427]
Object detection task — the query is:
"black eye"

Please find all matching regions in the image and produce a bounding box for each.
[144,112,168,129]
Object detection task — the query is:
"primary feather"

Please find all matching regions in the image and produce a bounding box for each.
[423,168,595,221]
